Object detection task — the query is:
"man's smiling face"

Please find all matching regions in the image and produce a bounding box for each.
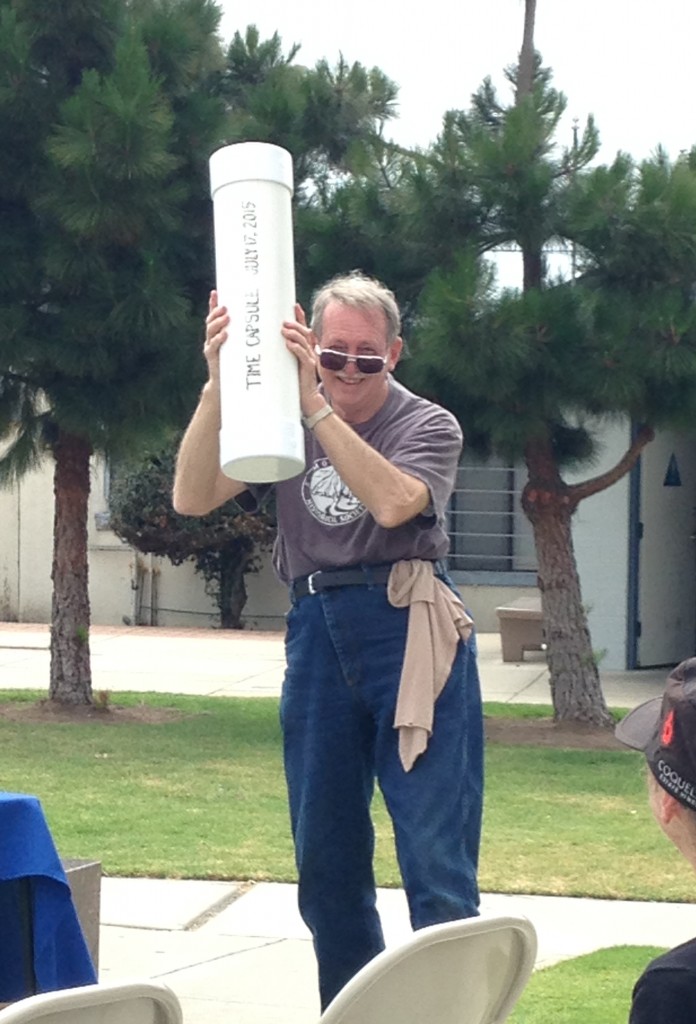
[314,301,402,424]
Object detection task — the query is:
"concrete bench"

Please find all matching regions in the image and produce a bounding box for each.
[495,595,544,663]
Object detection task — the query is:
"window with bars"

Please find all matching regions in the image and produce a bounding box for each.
[447,455,537,577]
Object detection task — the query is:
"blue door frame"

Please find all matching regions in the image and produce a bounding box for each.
[626,430,641,670]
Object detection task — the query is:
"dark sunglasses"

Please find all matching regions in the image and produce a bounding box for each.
[315,346,387,375]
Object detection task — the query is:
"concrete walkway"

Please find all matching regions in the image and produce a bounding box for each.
[0,623,688,1023]
[0,622,669,705]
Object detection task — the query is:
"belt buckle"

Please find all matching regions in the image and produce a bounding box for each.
[307,571,320,595]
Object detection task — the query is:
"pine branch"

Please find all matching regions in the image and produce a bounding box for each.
[568,425,655,505]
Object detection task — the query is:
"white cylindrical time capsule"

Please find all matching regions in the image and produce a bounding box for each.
[209,142,305,483]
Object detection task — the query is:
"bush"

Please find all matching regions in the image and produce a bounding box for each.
[109,442,275,628]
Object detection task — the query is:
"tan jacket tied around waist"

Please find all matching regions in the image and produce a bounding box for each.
[388,559,474,771]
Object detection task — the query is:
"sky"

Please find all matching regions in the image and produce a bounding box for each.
[216,0,696,288]
[217,0,696,166]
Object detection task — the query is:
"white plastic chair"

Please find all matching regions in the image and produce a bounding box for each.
[319,915,537,1024]
[0,980,182,1024]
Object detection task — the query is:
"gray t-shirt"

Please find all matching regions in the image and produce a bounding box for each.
[271,378,463,583]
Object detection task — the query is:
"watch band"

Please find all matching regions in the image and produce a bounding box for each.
[302,404,334,430]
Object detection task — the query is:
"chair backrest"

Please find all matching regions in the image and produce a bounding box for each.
[0,980,182,1024]
[319,915,537,1024]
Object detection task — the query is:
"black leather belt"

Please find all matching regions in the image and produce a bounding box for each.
[292,565,393,599]
[291,560,447,599]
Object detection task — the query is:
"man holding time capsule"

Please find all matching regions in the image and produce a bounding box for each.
[173,270,484,1010]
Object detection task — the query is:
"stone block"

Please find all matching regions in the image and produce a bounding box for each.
[62,858,101,971]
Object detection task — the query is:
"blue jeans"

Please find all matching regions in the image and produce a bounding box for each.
[280,580,484,1009]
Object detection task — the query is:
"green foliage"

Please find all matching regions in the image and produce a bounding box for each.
[434,62,577,255]
[217,26,397,199]
[399,60,696,460]
[297,51,696,468]
[109,441,275,627]
[2,14,407,384]
[212,24,405,307]
[0,3,402,473]
[0,0,228,473]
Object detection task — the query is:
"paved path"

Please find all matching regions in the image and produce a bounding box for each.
[0,622,668,706]
[98,879,695,1024]
[0,623,683,1023]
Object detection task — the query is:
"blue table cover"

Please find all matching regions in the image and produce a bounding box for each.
[0,792,97,1000]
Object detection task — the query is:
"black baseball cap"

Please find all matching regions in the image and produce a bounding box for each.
[615,658,696,812]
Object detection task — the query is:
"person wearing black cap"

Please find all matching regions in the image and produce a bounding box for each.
[616,657,696,1023]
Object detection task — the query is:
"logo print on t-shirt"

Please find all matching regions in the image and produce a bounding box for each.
[302,458,366,525]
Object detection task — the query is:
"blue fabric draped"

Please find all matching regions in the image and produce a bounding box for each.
[0,792,97,1001]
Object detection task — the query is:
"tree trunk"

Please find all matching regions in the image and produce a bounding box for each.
[514,0,610,728]
[522,248,544,292]
[523,436,612,727]
[217,551,248,629]
[49,431,93,704]
[517,0,537,101]
[517,0,543,296]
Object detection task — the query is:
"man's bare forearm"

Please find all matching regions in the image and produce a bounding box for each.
[173,382,246,515]
[310,409,429,528]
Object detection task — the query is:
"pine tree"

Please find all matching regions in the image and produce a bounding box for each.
[0,0,226,702]
[0,8,402,703]
[400,63,696,725]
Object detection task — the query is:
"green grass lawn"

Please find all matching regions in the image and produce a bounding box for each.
[0,691,689,902]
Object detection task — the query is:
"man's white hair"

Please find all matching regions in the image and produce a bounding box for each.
[310,271,401,343]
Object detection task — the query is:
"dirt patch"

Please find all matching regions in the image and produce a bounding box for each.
[484,715,623,750]
[0,699,621,748]
[0,700,185,725]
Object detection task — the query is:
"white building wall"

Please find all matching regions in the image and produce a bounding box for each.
[0,454,289,630]
[16,468,54,622]
[0,482,19,619]
[568,418,632,671]
[0,428,638,664]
